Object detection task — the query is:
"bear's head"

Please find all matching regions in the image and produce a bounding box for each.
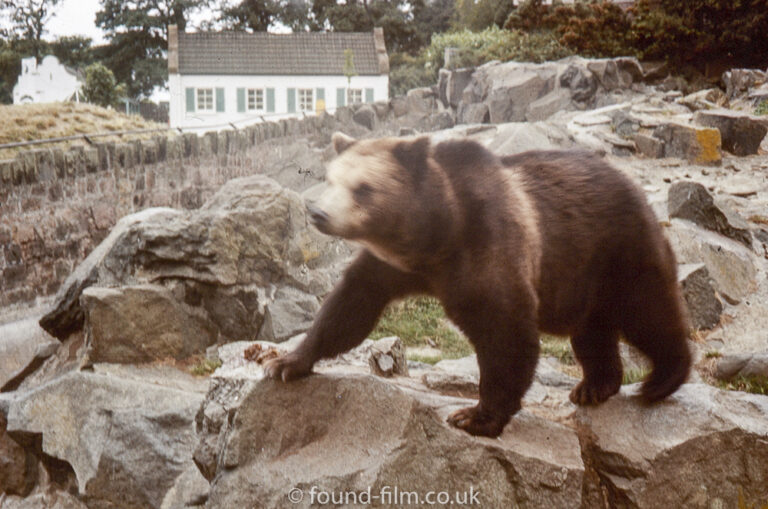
[308,132,458,271]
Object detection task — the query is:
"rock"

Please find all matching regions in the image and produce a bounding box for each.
[652,122,722,165]
[456,102,489,124]
[666,219,757,304]
[0,413,37,497]
[678,263,723,330]
[368,336,408,377]
[422,355,480,396]
[390,96,408,117]
[559,64,597,102]
[5,370,205,509]
[575,384,768,508]
[39,176,347,344]
[257,286,320,343]
[203,374,584,508]
[0,492,88,509]
[81,284,217,364]
[160,464,210,509]
[715,351,768,380]
[586,59,622,90]
[352,104,376,130]
[668,181,752,248]
[445,68,475,109]
[634,132,664,158]
[693,109,768,156]
[0,318,58,391]
[526,88,572,122]
[678,88,728,111]
[405,87,437,114]
[487,69,557,123]
[722,68,766,100]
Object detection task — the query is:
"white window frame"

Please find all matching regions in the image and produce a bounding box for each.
[347,88,363,105]
[247,88,264,111]
[197,88,214,113]
[298,88,314,112]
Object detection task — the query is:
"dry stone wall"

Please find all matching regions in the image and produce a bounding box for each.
[0,114,356,318]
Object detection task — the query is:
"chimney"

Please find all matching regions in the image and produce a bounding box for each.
[168,24,179,74]
[373,27,389,75]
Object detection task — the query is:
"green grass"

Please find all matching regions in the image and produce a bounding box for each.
[755,100,768,116]
[370,297,473,361]
[539,334,575,365]
[622,368,649,385]
[189,358,222,376]
[705,350,723,359]
[718,375,768,396]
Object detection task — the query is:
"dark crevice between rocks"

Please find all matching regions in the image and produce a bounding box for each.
[6,428,80,499]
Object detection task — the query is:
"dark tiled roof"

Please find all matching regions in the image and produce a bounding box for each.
[178,31,383,76]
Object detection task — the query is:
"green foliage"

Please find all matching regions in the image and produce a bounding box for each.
[189,358,222,376]
[630,0,768,70]
[539,334,575,365]
[370,296,473,360]
[622,368,649,385]
[505,0,634,57]
[82,62,123,108]
[219,0,277,31]
[0,0,61,63]
[718,375,768,396]
[755,101,768,116]
[96,0,207,98]
[50,35,95,69]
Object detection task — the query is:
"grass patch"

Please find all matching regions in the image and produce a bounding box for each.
[718,375,768,396]
[705,350,723,359]
[540,334,575,365]
[0,102,171,160]
[622,368,649,385]
[748,215,768,226]
[188,358,222,377]
[370,296,473,360]
[407,354,444,365]
[755,100,768,116]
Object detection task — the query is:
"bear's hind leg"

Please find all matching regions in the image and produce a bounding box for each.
[568,320,622,406]
[620,271,692,403]
[445,296,539,438]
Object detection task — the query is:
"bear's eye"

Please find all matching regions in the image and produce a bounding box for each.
[353,183,374,203]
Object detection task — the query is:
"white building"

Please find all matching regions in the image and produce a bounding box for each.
[167,25,390,130]
[13,55,82,104]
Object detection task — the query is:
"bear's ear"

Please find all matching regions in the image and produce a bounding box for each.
[332,132,357,154]
[392,137,431,182]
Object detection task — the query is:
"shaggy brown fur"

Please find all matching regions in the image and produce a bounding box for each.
[265,134,691,438]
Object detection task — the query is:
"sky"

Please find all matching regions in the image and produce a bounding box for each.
[45,0,107,44]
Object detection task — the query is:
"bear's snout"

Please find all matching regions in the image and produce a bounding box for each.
[306,203,331,231]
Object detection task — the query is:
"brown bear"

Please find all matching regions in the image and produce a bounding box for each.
[265,132,692,438]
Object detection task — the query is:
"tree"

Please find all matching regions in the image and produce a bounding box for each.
[51,35,95,69]
[82,62,123,108]
[96,0,209,98]
[219,0,278,31]
[0,0,61,63]
[630,0,768,72]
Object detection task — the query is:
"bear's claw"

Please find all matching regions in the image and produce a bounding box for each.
[447,405,507,438]
[568,379,621,406]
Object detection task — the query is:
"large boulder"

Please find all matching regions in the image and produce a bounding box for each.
[575,384,768,508]
[693,109,768,156]
[39,176,351,352]
[202,374,585,508]
[651,123,722,165]
[678,263,723,330]
[0,318,58,391]
[5,368,207,509]
[668,181,752,248]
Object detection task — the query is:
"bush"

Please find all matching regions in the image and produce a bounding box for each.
[82,62,123,108]
[505,0,634,58]
[630,0,768,70]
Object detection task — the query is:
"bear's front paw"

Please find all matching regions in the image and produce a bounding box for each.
[447,405,507,438]
[263,352,313,382]
[568,379,621,406]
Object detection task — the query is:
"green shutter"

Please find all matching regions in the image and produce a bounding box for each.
[237,88,245,112]
[336,87,345,108]
[185,87,195,112]
[216,87,225,112]
[266,88,275,112]
[316,88,325,101]
[287,88,296,113]
[365,88,374,103]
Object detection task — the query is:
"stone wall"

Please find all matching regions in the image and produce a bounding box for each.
[0,113,355,320]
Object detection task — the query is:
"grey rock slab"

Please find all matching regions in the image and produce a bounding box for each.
[0,318,58,391]
[6,370,204,509]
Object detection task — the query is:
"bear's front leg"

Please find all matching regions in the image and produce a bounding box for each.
[445,292,539,438]
[265,251,428,381]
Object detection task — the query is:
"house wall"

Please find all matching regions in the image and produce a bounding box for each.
[169,73,389,130]
[13,55,82,104]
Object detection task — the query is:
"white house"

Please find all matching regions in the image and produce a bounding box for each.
[13,55,82,104]
[167,25,389,130]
